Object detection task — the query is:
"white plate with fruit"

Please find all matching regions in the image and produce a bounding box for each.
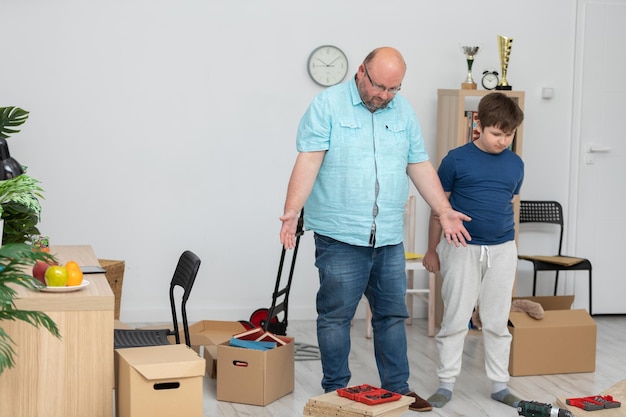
[40,280,90,293]
[33,260,89,292]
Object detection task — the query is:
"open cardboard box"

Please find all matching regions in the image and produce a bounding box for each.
[187,320,248,378]
[115,344,205,417]
[508,296,596,376]
[217,336,295,406]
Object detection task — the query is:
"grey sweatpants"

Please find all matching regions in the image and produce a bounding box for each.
[435,239,517,385]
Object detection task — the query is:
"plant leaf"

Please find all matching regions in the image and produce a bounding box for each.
[0,310,61,338]
[0,107,30,140]
[0,327,16,375]
[0,174,43,210]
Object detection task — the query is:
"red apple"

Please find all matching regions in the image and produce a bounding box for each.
[32,260,58,285]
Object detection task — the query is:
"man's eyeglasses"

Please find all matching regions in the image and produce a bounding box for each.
[363,66,401,94]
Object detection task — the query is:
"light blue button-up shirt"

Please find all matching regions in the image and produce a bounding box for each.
[297,77,429,247]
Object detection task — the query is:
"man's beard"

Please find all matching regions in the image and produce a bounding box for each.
[363,98,389,112]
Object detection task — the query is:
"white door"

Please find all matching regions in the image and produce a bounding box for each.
[572,0,626,314]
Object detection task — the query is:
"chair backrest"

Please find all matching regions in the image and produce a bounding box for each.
[519,200,564,255]
[169,250,201,346]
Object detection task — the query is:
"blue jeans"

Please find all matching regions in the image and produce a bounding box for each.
[313,233,410,394]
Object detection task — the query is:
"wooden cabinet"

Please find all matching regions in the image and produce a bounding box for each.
[0,246,114,417]
[435,89,525,166]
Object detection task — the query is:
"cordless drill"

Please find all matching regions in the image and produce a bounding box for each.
[517,400,577,417]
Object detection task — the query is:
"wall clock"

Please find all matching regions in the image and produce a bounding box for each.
[307,45,349,87]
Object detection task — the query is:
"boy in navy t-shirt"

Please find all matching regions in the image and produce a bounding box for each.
[423,92,524,409]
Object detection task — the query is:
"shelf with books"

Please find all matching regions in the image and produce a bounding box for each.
[465,110,480,143]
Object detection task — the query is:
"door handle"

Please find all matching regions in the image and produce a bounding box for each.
[586,145,611,153]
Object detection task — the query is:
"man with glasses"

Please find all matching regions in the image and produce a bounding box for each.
[280,47,471,412]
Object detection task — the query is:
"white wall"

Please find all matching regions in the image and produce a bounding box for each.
[1,0,578,323]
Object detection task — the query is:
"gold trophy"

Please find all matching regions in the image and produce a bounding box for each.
[461,46,480,90]
[496,35,513,90]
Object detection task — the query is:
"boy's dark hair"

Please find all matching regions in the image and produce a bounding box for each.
[477,92,524,133]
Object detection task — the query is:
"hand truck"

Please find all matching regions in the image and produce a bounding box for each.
[247,211,320,360]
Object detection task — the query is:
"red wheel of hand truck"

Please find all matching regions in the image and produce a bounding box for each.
[249,308,278,330]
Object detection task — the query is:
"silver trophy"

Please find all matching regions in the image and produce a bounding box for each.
[461,46,480,90]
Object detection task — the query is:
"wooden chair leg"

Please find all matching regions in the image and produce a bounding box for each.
[365,299,372,339]
[427,271,435,337]
[406,270,414,325]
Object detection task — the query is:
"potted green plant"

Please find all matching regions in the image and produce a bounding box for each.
[0,244,60,374]
[0,107,58,375]
[0,107,44,244]
[0,174,43,244]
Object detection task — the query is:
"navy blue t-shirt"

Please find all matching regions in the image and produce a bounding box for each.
[438,142,524,245]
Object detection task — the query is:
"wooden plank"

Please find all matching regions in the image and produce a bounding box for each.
[518,255,585,267]
[303,404,409,417]
[303,391,413,417]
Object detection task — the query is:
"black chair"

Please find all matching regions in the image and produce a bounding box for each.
[114,250,201,349]
[517,201,593,315]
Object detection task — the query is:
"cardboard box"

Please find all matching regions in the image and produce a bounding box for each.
[115,344,206,417]
[217,337,295,406]
[187,320,247,378]
[135,320,247,378]
[508,296,596,376]
[112,320,136,390]
[187,320,247,346]
[204,345,219,378]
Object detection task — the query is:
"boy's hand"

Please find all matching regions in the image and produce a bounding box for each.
[423,250,440,273]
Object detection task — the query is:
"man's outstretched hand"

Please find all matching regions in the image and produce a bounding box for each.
[279,210,300,249]
[438,209,472,247]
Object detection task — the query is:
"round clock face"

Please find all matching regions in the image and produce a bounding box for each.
[481,71,499,90]
[307,45,349,87]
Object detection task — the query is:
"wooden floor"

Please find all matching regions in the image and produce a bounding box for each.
[196,315,626,417]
